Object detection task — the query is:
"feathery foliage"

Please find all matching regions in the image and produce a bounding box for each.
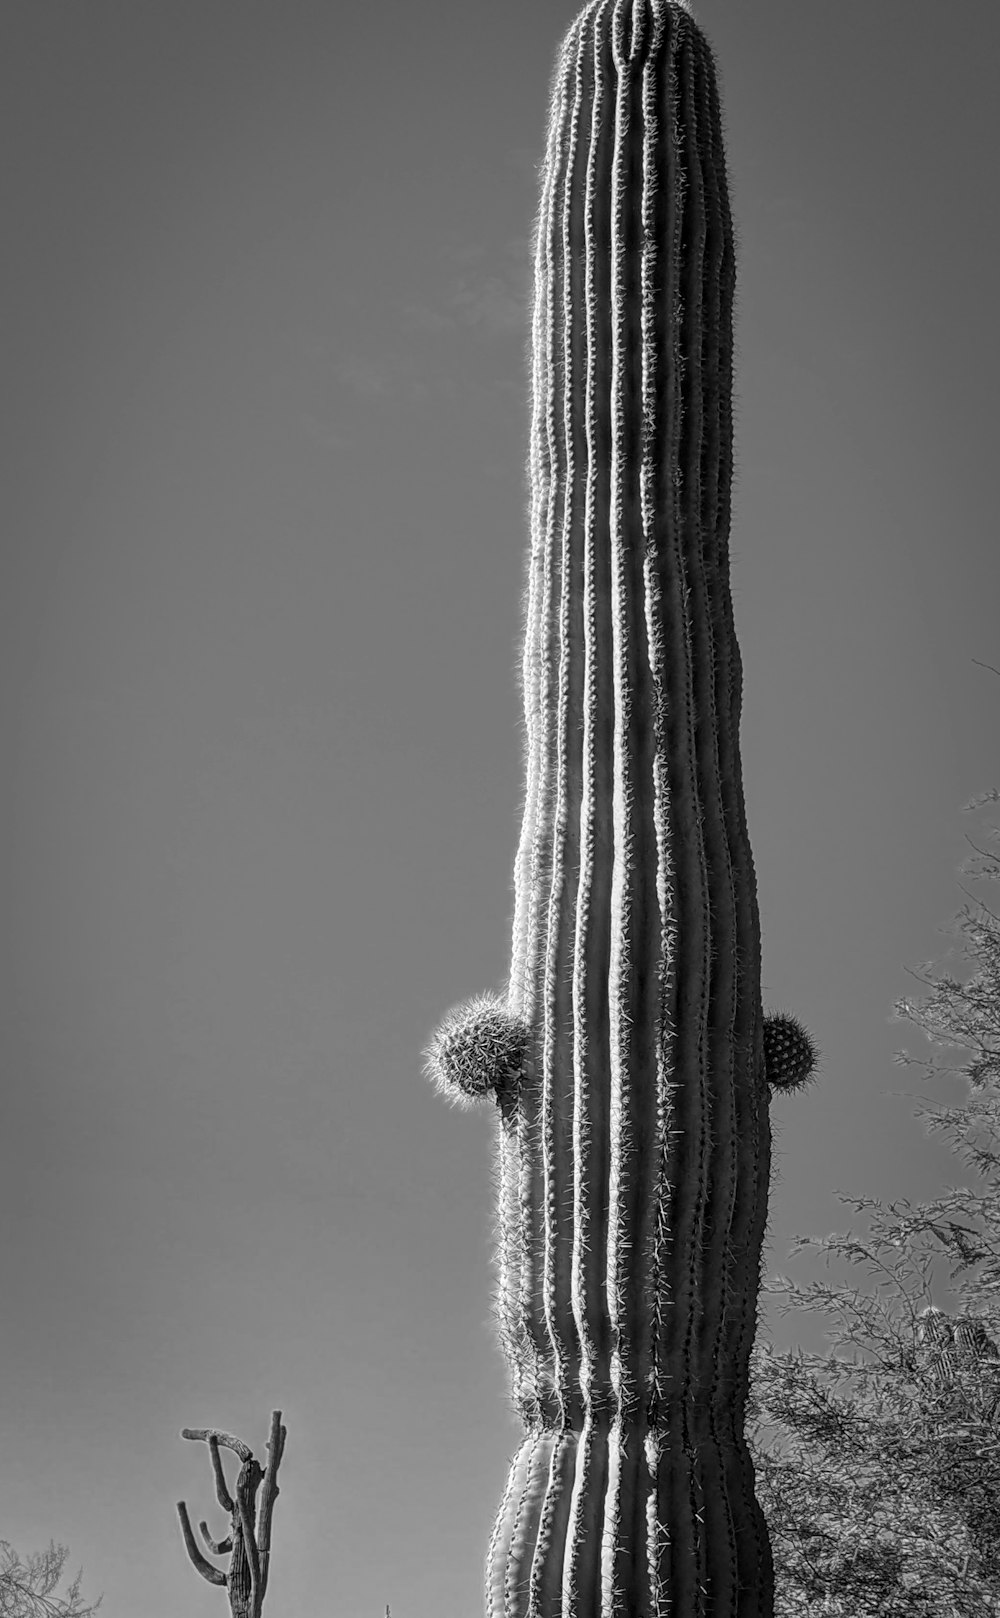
[0,1542,101,1618]
[748,787,1000,1613]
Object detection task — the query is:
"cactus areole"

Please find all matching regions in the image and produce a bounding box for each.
[426,1,797,1611]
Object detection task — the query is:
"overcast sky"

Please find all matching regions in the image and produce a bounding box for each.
[2,2,999,1615]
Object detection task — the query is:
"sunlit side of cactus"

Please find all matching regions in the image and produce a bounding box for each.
[425,1,817,1611]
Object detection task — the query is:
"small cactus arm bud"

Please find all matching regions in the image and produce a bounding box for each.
[422,991,529,1109]
[763,1011,819,1093]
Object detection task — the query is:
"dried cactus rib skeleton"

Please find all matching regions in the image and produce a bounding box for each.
[425,0,817,1612]
[176,1410,286,1618]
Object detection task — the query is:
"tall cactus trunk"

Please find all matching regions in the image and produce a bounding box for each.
[427,1,783,1612]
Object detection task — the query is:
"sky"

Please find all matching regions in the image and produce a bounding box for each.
[1,2,999,1614]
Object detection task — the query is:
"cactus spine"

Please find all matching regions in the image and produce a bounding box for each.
[426,1,816,1611]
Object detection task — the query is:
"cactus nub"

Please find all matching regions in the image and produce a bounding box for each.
[422,992,528,1109]
[762,1012,818,1094]
[422,1,820,1611]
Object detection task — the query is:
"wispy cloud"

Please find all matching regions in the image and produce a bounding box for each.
[401,304,453,336]
[451,272,527,336]
[401,238,532,341]
[314,236,532,432]
[298,412,351,450]
[334,354,431,404]
[505,146,542,178]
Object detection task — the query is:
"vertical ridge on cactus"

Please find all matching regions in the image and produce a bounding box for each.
[423,1,818,1611]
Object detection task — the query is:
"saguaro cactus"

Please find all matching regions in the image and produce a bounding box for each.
[425,1,815,1612]
[917,1306,1000,1414]
[176,1410,286,1618]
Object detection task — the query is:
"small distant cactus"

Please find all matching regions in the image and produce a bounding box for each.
[763,1012,819,1093]
[176,1410,285,1618]
[953,1317,999,1360]
[917,1306,1000,1416]
[917,1305,999,1362]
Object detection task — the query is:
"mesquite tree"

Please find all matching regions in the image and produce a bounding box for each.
[424,2,815,1612]
[747,795,1000,1612]
[749,1249,1000,1612]
[176,1411,285,1618]
[0,1541,102,1618]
